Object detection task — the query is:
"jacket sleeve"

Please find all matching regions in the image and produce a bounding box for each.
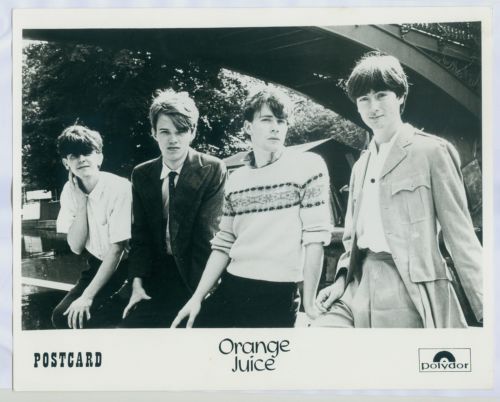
[335,163,357,281]
[128,168,154,280]
[189,160,227,278]
[430,140,483,322]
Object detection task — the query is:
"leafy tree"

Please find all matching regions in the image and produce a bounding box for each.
[22,40,366,195]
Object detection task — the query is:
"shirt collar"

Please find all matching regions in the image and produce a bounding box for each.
[87,172,105,200]
[368,126,401,155]
[243,149,284,169]
[160,158,186,180]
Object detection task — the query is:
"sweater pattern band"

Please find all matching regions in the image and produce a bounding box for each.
[223,173,325,217]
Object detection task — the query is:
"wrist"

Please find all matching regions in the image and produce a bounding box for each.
[335,273,346,286]
[303,298,316,310]
[191,292,205,304]
[81,290,95,300]
[132,277,144,289]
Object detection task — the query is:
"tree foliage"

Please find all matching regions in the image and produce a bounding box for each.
[22,40,366,194]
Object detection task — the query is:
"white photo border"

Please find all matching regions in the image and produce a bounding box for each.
[3,2,498,398]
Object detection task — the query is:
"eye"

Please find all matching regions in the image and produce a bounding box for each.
[376,92,388,99]
[277,119,287,125]
[357,96,368,103]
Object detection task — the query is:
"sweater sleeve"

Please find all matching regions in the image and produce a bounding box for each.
[299,153,333,246]
[210,192,236,255]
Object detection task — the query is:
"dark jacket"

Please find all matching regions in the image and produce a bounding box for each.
[128,148,227,292]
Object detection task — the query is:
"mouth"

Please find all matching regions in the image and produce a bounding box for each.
[268,137,281,141]
[370,115,383,120]
[77,165,90,169]
[167,147,180,151]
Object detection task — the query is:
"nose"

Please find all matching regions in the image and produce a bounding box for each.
[368,98,381,113]
[270,119,279,131]
[167,134,178,144]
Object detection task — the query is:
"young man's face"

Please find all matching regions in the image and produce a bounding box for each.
[245,104,288,155]
[63,150,103,179]
[153,113,195,168]
[356,90,404,135]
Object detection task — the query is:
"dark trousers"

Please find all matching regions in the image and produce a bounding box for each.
[119,255,191,328]
[194,272,300,328]
[51,253,128,329]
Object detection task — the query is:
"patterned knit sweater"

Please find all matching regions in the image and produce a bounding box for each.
[211,150,333,282]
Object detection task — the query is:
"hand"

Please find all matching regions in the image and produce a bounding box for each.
[122,284,151,319]
[315,276,346,312]
[63,295,93,329]
[68,171,87,205]
[170,297,202,328]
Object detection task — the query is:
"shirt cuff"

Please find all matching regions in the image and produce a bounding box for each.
[302,228,332,246]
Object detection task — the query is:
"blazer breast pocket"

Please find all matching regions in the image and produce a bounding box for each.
[391,174,431,223]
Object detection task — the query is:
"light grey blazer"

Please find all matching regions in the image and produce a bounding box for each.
[337,123,482,327]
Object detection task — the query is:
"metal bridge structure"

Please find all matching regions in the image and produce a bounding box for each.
[25,22,482,165]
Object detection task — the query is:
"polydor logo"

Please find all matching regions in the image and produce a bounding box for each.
[418,348,471,372]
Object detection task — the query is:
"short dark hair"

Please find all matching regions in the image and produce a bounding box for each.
[346,51,409,108]
[57,125,103,157]
[149,89,199,134]
[243,88,292,122]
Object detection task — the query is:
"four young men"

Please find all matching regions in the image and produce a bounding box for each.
[53,51,483,329]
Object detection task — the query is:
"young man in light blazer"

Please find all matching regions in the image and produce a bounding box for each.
[314,51,482,328]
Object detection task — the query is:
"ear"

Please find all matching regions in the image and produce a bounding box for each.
[62,158,69,171]
[96,152,104,168]
[398,95,406,113]
[243,120,252,135]
[188,127,196,144]
[151,128,157,139]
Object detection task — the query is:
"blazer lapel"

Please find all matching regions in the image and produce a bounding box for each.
[142,157,164,240]
[379,125,414,179]
[169,148,210,241]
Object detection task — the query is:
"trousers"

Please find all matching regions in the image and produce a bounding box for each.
[194,272,300,328]
[313,251,423,328]
[119,255,191,328]
[51,252,128,329]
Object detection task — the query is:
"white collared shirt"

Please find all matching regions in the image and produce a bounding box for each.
[356,130,400,253]
[160,158,186,255]
[56,171,132,260]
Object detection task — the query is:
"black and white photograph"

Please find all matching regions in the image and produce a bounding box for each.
[11,7,493,391]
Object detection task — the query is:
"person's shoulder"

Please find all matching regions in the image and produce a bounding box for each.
[133,157,161,172]
[131,157,162,181]
[224,164,246,182]
[59,180,72,202]
[100,172,131,196]
[411,127,452,151]
[284,150,328,182]
[192,149,225,168]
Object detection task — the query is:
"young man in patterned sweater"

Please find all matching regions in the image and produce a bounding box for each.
[172,88,333,328]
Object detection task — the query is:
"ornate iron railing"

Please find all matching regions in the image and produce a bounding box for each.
[401,22,481,49]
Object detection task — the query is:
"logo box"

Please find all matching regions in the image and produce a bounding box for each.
[418,348,471,372]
